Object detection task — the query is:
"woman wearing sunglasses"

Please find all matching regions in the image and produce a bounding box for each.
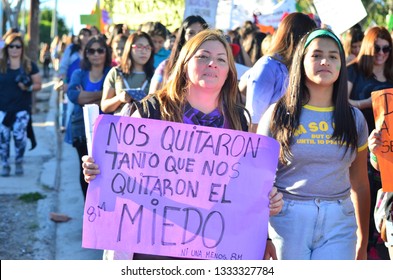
[55,28,92,133]
[0,32,42,177]
[66,35,112,200]
[347,26,393,259]
[100,31,155,114]
[347,26,393,132]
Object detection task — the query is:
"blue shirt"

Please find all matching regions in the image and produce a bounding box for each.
[153,48,170,69]
[65,68,110,144]
[246,55,288,123]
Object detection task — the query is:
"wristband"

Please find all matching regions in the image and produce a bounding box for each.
[28,85,33,92]
[370,153,378,163]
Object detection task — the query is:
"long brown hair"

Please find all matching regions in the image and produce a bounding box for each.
[352,26,393,82]
[0,33,32,74]
[271,29,357,164]
[146,29,244,130]
[342,26,364,58]
[266,12,316,68]
[120,31,155,78]
[163,15,208,85]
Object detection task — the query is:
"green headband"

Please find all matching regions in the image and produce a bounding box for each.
[304,29,343,52]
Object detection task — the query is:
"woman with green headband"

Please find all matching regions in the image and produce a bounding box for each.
[257,28,370,260]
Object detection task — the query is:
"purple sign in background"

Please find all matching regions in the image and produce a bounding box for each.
[82,114,279,260]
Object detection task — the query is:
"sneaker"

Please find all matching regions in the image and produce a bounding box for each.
[15,163,23,176]
[1,165,11,177]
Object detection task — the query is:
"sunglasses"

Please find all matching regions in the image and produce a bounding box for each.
[87,47,105,55]
[374,45,391,54]
[131,44,152,52]
[8,44,22,49]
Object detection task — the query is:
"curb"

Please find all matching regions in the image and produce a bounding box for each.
[33,82,59,259]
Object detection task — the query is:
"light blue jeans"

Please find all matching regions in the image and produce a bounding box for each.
[269,196,357,260]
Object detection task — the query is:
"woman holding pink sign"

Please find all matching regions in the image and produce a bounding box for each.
[258,28,370,260]
[82,30,283,260]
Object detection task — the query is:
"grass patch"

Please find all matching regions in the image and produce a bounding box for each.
[18,192,46,203]
[29,223,39,230]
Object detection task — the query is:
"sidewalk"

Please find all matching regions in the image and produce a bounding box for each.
[0,76,101,260]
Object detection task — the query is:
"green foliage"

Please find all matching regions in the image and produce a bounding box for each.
[18,192,46,203]
[29,223,39,230]
[39,8,69,44]
[107,0,185,31]
[41,9,52,22]
[17,8,69,44]
[296,0,314,13]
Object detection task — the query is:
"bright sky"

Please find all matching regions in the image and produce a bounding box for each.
[41,0,97,34]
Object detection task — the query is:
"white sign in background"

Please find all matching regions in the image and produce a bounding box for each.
[314,0,367,35]
[256,0,297,28]
[183,0,219,29]
[215,0,288,30]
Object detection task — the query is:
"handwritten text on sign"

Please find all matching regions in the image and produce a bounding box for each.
[82,115,279,259]
[372,88,393,192]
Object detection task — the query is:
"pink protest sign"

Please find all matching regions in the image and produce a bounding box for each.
[82,114,279,260]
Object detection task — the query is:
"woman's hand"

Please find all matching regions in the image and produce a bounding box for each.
[263,239,277,260]
[355,243,368,260]
[17,82,28,91]
[82,155,100,183]
[269,187,283,216]
[54,79,65,92]
[118,90,132,103]
[368,129,382,155]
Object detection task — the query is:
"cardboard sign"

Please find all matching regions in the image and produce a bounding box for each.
[372,88,393,192]
[82,114,279,260]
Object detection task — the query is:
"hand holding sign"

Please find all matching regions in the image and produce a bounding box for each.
[371,88,393,192]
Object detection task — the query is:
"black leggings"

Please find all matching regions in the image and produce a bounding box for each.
[73,139,88,201]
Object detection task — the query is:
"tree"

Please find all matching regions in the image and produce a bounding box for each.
[25,0,39,62]
[2,0,23,31]
[2,1,69,62]
[40,8,69,44]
